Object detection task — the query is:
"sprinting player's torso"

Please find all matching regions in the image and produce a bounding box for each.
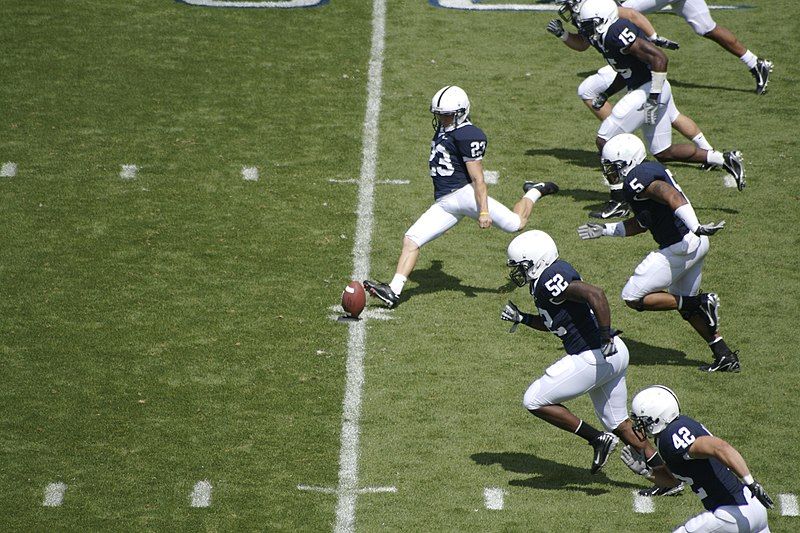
[591,19,652,90]
[657,415,748,511]
[622,161,690,249]
[531,260,602,355]
[429,122,487,200]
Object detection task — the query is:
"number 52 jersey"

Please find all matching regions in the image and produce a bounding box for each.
[657,415,748,511]
[428,122,487,201]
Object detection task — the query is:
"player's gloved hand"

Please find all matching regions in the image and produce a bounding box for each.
[694,221,725,236]
[650,35,680,50]
[501,300,524,333]
[547,19,566,39]
[578,223,605,240]
[591,92,609,110]
[643,93,661,125]
[747,481,774,509]
[599,326,617,357]
[620,445,653,477]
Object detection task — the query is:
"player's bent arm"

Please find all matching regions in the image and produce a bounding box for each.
[687,436,753,481]
[618,6,657,40]
[564,32,591,51]
[640,180,686,209]
[562,281,612,330]
[622,217,648,236]
[466,160,491,226]
[627,37,668,74]
[522,313,549,332]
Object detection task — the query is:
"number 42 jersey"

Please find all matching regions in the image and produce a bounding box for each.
[531,259,603,355]
[657,415,748,511]
[428,122,487,201]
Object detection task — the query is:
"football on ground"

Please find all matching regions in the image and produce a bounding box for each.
[341,280,366,318]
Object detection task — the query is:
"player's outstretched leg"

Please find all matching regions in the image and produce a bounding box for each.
[678,293,741,373]
[750,58,774,95]
[522,181,559,197]
[590,432,618,475]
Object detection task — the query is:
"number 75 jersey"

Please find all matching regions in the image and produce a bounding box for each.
[531,260,603,355]
[428,122,487,201]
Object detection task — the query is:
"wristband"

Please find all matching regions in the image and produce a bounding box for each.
[479,211,489,216]
[599,326,612,341]
[648,32,658,41]
[651,71,667,94]
[743,474,754,485]
[603,222,626,237]
[646,452,665,468]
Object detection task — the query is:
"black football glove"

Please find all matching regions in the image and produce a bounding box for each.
[694,221,725,236]
[748,481,774,509]
[651,35,680,50]
[546,19,566,39]
[501,300,524,333]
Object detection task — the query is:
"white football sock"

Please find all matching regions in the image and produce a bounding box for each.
[706,150,725,166]
[389,274,407,295]
[692,133,712,151]
[524,188,542,203]
[739,50,758,69]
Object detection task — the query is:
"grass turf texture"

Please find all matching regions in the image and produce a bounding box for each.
[1,0,798,531]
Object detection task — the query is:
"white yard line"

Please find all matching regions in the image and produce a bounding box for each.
[328,178,408,185]
[334,0,386,530]
[42,482,67,507]
[190,480,213,508]
[632,491,655,513]
[483,487,506,510]
[779,493,799,516]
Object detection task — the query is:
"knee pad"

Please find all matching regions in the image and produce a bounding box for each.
[522,381,544,411]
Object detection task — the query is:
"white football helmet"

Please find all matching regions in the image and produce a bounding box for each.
[507,230,559,287]
[576,0,619,41]
[431,85,470,131]
[601,133,646,185]
[630,385,681,438]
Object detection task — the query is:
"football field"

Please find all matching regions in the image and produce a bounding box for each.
[1,0,798,531]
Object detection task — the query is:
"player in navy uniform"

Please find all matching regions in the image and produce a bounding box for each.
[568,0,745,218]
[364,86,558,308]
[578,134,740,372]
[626,385,773,532]
[499,230,676,483]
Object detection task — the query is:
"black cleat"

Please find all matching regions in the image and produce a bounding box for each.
[523,181,559,197]
[638,482,686,497]
[699,351,741,373]
[363,280,399,308]
[750,58,773,95]
[699,293,720,333]
[590,432,618,475]
[722,151,746,191]
[699,162,719,172]
[590,200,630,219]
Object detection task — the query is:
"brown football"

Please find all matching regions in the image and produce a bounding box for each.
[341,280,366,318]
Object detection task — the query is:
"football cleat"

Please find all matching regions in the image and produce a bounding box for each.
[699,162,719,172]
[363,280,399,308]
[699,351,741,373]
[722,151,746,191]
[589,200,630,219]
[699,293,720,333]
[750,58,773,95]
[638,482,685,497]
[590,432,618,475]
[523,181,560,197]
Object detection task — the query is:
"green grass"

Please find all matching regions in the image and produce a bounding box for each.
[1,0,798,531]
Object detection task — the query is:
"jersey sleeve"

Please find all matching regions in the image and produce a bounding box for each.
[454,126,487,162]
[623,166,660,199]
[534,262,582,303]
[659,417,712,462]
[605,19,643,54]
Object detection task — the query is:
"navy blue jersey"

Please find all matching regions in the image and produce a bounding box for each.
[592,19,651,90]
[622,161,690,249]
[531,260,602,355]
[657,416,747,511]
[429,122,487,200]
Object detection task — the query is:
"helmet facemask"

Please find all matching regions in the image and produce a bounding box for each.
[507,259,534,287]
[630,414,656,441]
[602,158,625,185]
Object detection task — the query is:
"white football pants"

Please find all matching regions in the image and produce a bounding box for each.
[522,337,630,432]
[621,233,709,300]
[673,487,770,533]
[404,183,522,247]
[622,0,717,35]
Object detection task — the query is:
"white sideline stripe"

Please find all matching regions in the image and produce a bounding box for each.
[180,0,323,7]
[484,170,499,184]
[434,0,743,11]
[334,0,385,530]
[633,491,655,513]
[299,485,397,495]
[43,482,67,507]
[779,493,799,516]
[190,480,213,507]
[0,161,17,177]
[328,178,408,185]
[483,487,505,510]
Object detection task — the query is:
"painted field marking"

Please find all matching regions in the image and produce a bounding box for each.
[298,484,396,495]
[779,493,799,516]
[328,304,394,322]
[429,0,748,12]
[176,0,328,8]
[120,164,138,180]
[328,178,409,185]
[1,162,17,177]
[633,490,655,514]
[484,170,499,184]
[42,482,67,507]
[483,487,506,510]
[242,166,259,181]
[190,480,213,508]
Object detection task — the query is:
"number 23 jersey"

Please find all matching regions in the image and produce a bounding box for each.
[657,415,747,511]
[428,122,487,201]
[531,260,602,355]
